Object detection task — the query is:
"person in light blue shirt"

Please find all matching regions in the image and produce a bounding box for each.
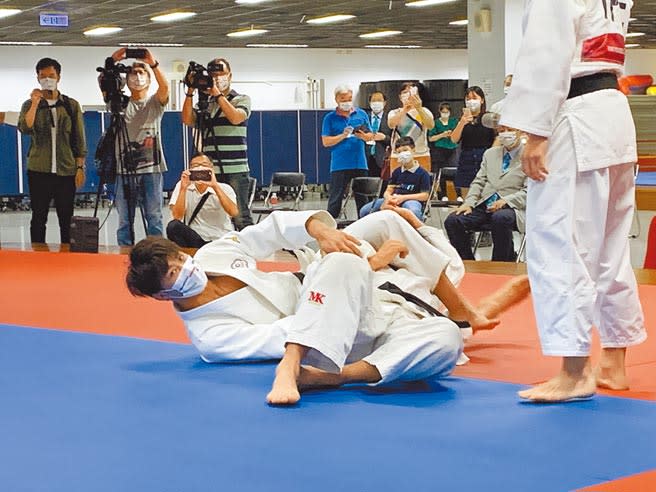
[321,85,374,218]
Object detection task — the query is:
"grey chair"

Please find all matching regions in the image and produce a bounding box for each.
[251,172,305,223]
[337,177,383,228]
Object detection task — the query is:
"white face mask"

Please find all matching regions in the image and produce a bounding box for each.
[466,99,482,113]
[338,101,353,112]
[214,75,230,91]
[39,77,57,92]
[503,86,511,96]
[370,101,384,113]
[498,131,518,149]
[440,112,450,120]
[399,92,410,105]
[398,150,413,165]
[127,73,149,90]
[157,255,208,300]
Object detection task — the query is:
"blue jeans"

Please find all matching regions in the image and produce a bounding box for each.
[115,173,164,246]
[359,198,424,220]
[217,172,253,230]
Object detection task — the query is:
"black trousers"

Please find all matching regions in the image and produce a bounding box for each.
[444,204,518,261]
[27,170,76,244]
[166,219,209,249]
[327,168,369,218]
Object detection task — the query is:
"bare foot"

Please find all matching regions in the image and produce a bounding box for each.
[595,347,629,390]
[469,313,500,333]
[518,357,596,403]
[266,361,301,405]
[297,365,344,390]
[478,274,531,319]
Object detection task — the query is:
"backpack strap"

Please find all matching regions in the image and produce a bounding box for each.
[60,94,81,157]
[186,191,212,226]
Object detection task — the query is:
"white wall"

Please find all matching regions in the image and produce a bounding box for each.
[0,46,468,112]
[626,49,656,79]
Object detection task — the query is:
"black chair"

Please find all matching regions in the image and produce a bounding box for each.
[337,177,383,228]
[250,172,305,223]
[471,223,527,263]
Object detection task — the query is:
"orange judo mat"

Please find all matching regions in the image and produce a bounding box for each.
[1,250,654,400]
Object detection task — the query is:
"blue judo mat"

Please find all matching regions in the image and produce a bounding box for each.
[1,324,655,492]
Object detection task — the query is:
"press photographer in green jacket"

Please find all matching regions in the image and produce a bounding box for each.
[18,57,87,244]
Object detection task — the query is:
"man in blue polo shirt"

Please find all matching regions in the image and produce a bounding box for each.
[321,85,374,218]
[359,136,431,220]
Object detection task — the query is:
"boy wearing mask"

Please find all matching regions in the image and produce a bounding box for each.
[359,136,431,220]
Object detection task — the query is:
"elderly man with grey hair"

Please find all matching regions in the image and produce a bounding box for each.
[321,85,375,218]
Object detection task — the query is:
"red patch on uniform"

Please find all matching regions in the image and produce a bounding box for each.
[581,33,625,65]
[308,291,326,305]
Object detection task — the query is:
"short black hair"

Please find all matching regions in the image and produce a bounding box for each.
[35,57,61,76]
[395,136,415,150]
[126,237,181,297]
[369,91,387,102]
[439,102,452,112]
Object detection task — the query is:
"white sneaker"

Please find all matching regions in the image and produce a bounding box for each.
[456,196,464,203]
[441,196,449,202]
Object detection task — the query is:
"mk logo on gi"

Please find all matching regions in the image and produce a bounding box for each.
[308,291,326,305]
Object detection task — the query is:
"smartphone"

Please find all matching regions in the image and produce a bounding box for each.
[409,86,418,96]
[463,107,472,118]
[189,169,212,181]
[125,48,147,59]
[354,124,369,133]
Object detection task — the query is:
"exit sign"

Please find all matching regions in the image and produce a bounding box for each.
[40,13,69,27]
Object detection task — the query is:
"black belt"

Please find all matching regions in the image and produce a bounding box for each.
[567,72,618,99]
[378,281,471,329]
[293,272,305,283]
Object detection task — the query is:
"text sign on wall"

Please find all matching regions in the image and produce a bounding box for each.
[39,13,69,27]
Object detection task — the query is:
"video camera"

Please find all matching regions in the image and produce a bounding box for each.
[184,61,214,91]
[97,57,130,113]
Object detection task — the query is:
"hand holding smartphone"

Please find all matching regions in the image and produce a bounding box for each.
[189,169,213,181]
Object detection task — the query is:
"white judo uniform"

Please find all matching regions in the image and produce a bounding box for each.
[178,210,465,383]
[501,0,646,355]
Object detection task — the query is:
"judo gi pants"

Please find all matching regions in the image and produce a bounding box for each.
[284,252,463,384]
[526,129,646,356]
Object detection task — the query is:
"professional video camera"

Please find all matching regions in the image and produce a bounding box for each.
[184,61,214,92]
[96,57,130,113]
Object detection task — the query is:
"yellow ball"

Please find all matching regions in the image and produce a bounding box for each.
[647,86,656,96]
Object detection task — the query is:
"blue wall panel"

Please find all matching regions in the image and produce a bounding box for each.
[80,111,102,194]
[299,110,318,184]
[161,112,184,192]
[0,125,19,195]
[260,111,298,185]
[317,110,333,185]
[246,111,262,186]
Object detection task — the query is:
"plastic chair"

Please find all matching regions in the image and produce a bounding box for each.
[250,172,305,223]
[336,177,383,228]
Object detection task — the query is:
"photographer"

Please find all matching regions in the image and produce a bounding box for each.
[166,153,238,248]
[181,58,254,230]
[106,48,169,246]
[18,57,87,244]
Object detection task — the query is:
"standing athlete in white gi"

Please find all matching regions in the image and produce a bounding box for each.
[127,210,526,405]
[501,0,647,402]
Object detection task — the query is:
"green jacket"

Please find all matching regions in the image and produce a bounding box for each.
[18,94,87,175]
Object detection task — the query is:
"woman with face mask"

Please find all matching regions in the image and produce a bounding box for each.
[428,102,460,201]
[450,86,496,197]
[387,82,435,174]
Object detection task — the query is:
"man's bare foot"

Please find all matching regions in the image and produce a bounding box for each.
[297,365,344,390]
[595,347,629,390]
[266,360,301,405]
[469,313,500,333]
[518,356,596,403]
[478,274,531,319]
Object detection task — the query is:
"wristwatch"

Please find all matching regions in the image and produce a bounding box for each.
[150,61,159,69]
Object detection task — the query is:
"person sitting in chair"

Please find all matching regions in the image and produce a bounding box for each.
[359,136,431,220]
[166,153,238,248]
[444,126,527,262]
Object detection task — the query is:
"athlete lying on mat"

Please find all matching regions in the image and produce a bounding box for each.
[126,209,528,405]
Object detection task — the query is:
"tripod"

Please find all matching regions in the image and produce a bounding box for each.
[94,96,148,245]
[192,93,225,178]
